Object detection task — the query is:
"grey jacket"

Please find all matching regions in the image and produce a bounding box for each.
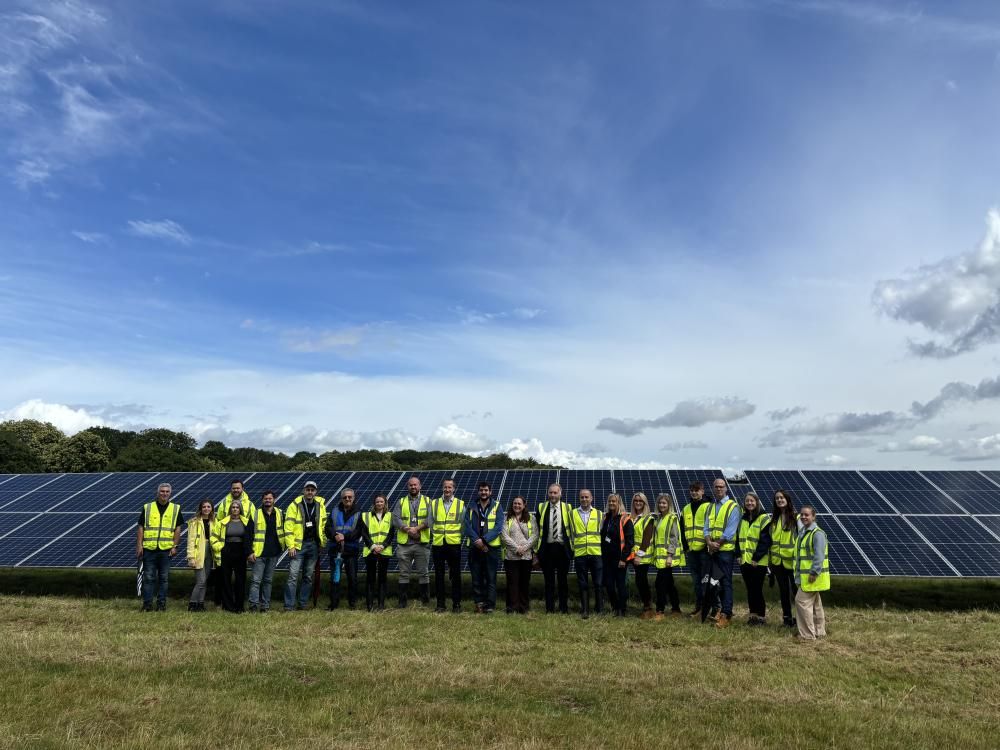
[500,516,538,561]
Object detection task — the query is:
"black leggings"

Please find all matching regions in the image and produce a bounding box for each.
[773,565,797,621]
[365,554,389,609]
[634,563,652,608]
[741,563,767,617]
[655,567,680,613]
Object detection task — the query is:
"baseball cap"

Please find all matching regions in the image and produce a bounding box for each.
[304,480,318,489]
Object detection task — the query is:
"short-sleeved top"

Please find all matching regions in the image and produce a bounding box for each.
[137,502,185,528]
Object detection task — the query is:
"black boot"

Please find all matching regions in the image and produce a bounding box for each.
[187,602,196,612]
[421,584,430,605]
[378,584,386,611]
[595,590,605,615]
[397,589,408,609]
[580,590,590,620]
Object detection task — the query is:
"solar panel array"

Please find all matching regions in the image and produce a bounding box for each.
[0,469,997,576]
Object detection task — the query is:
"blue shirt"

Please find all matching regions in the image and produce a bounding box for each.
[702,496,742,542]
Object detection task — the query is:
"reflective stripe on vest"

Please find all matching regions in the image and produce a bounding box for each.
[683,503,708,551]
[216,493,256,520]
[143,501,180,550]
[284,496,327,550]
[770,514,799,569]
[570,508,602,557]
[432,497,464,546]
[631,515,653,565]
[252,507,284,557]
[397,496,430,544]
[653,514,685,569]
[468,501,502,547]
[795,526,830,592]
[739,512,771,566]
[363,511,393,557]
[707,499,738,552]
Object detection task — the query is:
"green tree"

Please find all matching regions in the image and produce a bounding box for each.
[83,427,138,460]
[135,428,197,452]
[199,440,234,468]
[0,431,44,473]
[49,431,112,473]
[111,442,208,472]
[0,419,65,470]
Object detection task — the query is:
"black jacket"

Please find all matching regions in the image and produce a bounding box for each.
[535,502,574,555]
[601,512,634,564]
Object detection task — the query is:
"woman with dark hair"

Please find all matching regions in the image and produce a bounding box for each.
[359,494,393,611]
[211,498,254,613]
[500,495,538,614]
[601,493,635,617]
[770,489,799,628]
[186,499,217,612]
[738,493,771,625]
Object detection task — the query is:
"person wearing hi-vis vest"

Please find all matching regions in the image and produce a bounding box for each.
[703,478,741,629]
[324,487,362,610]
[601,493,635,617]
[681,481,713,617]
[793,505,829,641]
[737,492,771,626]
[536,483,573,614]
[248,490,285,613]
[283,480,327,611]
[569,489,603,619]
[211,498,254,613]
[392,476,432,608]
[769,489,800,629]
[186,499,217,612]
[464,481,504,613]
[359,494,393,611]
[215,479,257,522]
[499,496,538,614]
[652,494,684,619]
[431,478,465,613]
[629,493,655,619]
[136,482,184,612]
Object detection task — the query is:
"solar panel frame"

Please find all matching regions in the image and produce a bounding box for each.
[801,471,896,514]
[744,470,825,513]
[559,470,614,510]
[905,515,1000,577]
[918,471,1000,515]
[501,470,558,513]
[836,515,957,577]
[860,471,966,515]
[612,470,677,513]
[0,474,68,511]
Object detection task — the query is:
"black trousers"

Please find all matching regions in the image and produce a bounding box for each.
[603,558,628,614]
[330,552,359,607]
[741,563,768,617]
[575,555,604,613]
[634,563,652,608]
[774,565,797,621]
[655,567,680,613]
[433,544,463,608]
[505,559,532,613]
[220,544,247,613]
[365,554,389,609]
[541,543,570,613]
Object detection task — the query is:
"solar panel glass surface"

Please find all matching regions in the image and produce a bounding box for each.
[501,471,558,512]
[801,471,895,514]
[613,470,677,513]
[860,471,965,514]
[919,472,1000,514]
[836,515,955,576]
[906,516,1000,576]
[559,470,614,509]
[743,470,824,513]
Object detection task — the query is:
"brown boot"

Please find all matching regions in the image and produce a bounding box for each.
[654,612,665,622]
[714,614,731,629]
[640,608,654,620]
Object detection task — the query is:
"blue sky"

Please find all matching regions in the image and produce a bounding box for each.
[4,0,1000,469]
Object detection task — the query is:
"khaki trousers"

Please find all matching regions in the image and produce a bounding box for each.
[795,588,827,639]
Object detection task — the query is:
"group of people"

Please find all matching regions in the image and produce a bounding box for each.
[136,475,831,640]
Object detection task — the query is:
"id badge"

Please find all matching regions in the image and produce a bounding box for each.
[305,521,314,529]
[604,536,611,543]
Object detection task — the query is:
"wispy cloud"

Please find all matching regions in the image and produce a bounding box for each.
[71,230,109,244]
[662,440,709,451]
[597,397,756,436]
[127,219,192,245]
[767,406,807,422]
[255,241,353,258]
[453,306,545,325]
[281,326,366,353]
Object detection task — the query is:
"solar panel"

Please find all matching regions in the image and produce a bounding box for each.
[668,469,725,502]
[453,469,507,505]
[836,516,956,577]
[0,513,35,536]
[559,470,613,509]
[906,516,1000,577]
[344,471,404,512]
[819,516,878,576]
[860,471,965,515]
[744,470,824,513]
[613,470,676,513]
[0,473,69,511]
[501,470,558,512]
[920,471,1000,514]
[727,483,757,503]
[801,471,895,514]
[0,473,113,513]
[241,472,303,504]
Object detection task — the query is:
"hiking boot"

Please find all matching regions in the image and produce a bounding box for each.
[141,604,152,612]
[397,593,408,609]
[714,614,731,629]
[187,602,196,612]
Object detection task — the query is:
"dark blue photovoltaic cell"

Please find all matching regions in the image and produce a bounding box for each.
[101,473,207,513]
[1,473,115,513]
[836,516,956,577]
[392,471,454,502]
[0,513,36,536]
[975,515,1000,539]
[819,516,878,576]
[501,471,558,513]
[744,470,823,512]
[920,472,1000,515]
[906,516,1000,577]
[728,484,757,503]
[13,513,139,568]
[452,470,506,506]
[0,474,68,511]
[559,471,614,509]
[241,472,303,504]
[346,472,404,513]
[860,471,965,515]
[613,470,676,513]
[669,470,725,502]
[801,471,895,514]
[61,473,157,512]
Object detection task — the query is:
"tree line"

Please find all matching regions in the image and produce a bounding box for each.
[0,420,558,474]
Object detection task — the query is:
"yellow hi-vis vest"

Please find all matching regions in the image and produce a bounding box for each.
[215,492,257,520]
[631,514,653,565]
[466,500,502,547]
[534,500,573,552]
[142,501,180,551]
[363,511,393,557]
[251,507,286,557]
[283,496,328,550]
[432,497,464,546]
[397,495,431,544]
[795,526,830,592]
[569,507,602,557]
[770,514,800,569]
[707,499,738,552]
[683,502,709,552]
[739,512,771,566]
[185,517,217,568]
[653,513,685,568]
[210,514,250,558]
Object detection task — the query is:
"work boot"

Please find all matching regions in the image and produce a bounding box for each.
[421,584,431,605]
[580,592,590,620]
[452,604,461,613]
[714,614,731,629]
[187,602,196,612]
[155,602,166,612]
[640,607,654,620]
[397,591,408,609]
[248,604,258,614]
[141,604,152,612]
[654,612,665,622]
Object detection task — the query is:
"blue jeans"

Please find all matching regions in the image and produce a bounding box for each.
[715,550,735,617]
[249,555,278,609]
[284,540,318,610]
[141,548,170,607]
[469,547,499,610]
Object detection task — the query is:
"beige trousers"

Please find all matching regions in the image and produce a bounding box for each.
[795,588,827,639]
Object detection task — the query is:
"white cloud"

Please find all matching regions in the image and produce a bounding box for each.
[597,396,756,436]
[878,435,943,453]
[281,326,366,353]
[127,219,192,245]
[499,437,673,470]
[661,440,709,451]
[820,454,847,466]
[422,423,493,453]
[767,406,807,421]
[71,230,108,244]
[1,398,105,434]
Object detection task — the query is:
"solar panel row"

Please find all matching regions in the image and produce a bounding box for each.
[0,470,997,576]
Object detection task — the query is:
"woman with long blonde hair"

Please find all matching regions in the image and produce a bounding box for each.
[601,493,635,617]
[629,493,655,618]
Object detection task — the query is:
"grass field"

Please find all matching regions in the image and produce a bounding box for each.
[2,571,999,750]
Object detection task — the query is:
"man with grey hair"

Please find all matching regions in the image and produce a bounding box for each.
[136,482,184,612]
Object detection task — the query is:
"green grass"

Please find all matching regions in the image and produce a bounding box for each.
[1,570,999,749]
